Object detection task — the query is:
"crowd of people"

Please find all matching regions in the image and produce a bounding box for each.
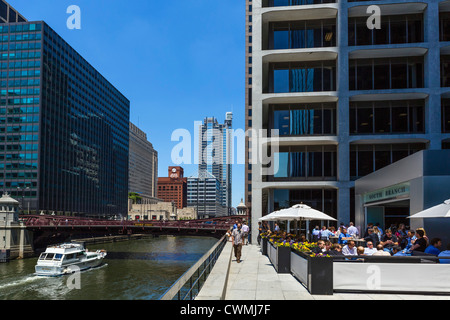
[257,220,450,263]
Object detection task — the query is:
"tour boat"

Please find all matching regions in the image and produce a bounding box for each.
[35,243,107,276]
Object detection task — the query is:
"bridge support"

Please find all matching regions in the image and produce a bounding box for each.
[0,193,34,262]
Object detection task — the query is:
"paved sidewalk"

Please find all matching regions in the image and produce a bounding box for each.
[197,242,450,300]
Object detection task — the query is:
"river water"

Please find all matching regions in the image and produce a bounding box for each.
[0,235,218,300]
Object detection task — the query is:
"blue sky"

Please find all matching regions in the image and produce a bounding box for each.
[10,0,246,208]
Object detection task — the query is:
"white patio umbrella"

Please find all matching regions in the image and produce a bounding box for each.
[408,199,450,219]
[258,209,289,221]
[275,204,337,222]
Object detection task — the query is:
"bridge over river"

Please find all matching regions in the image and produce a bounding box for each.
[19,215,247,251]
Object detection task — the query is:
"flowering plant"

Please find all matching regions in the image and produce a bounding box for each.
[291,241,318,253]
[275,241,293,248]
[309,252,331,258]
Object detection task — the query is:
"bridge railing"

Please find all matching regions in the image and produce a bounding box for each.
[19,215,238,231]
[159,234,228,300]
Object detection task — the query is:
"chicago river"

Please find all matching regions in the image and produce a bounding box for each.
[0,236,217,300]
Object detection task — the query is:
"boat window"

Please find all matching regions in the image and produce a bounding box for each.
[64,254,74,260]
[39,253,47,260]
[45,253,55,260]
[54,254,63,261]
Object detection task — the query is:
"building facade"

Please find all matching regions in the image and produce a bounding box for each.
[245,0,253,221]
[250,0,450,242]
[199,113,233,214]
[129,122,158,200]
[0,0,26,24]
[0,6,130,218]
[157,166,187,209]
[187,170,227,219]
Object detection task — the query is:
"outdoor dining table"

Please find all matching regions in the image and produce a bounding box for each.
[328,236,366,246]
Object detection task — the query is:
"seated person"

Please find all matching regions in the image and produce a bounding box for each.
[404,230,416,251]
[311,240,326,254]
[380,229,399,254]
[324,240,332,253]
[391,245,404,256]
[410,229,427,252]
[342,240,358,256]
[438,244,450,264]
[327,243,344,256]
[357,246,365,256]
[364,228,380,246]
[363,241,378,256]
[282,236,294,246]
[338,228,352,245]
[424,238,442,256]
[372,244,391,256]
[320,226,334,240]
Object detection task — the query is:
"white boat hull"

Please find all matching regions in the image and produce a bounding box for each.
[35,257,105,277]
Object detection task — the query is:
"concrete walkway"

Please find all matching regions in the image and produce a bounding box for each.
[196,242,450,300]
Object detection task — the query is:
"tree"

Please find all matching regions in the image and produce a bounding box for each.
[128,192,142,204]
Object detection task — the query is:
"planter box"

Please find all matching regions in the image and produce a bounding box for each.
[275,246,291,273]
[267,242,291,274]
[261,238,268,256]
[290,250,333,295]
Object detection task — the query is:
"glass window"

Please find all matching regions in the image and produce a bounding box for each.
[441,56,450,88]
[373,61,390,89]
[391,102,408,133]
[357,105,373,133]
[307,146,323,177]
[355,19,372,45]
[373,18,389,45]
[440,12,450,42]
[356,63,373,90]
[273,27,289,49]
[389,17,407,44]
[290,151,306,177]
[374,103,390,133]
[273,68,290,93]
[375,145,391,170]
[273,109,290,135]
[357,145,374,177]
[408,17,423,43]
[323,146,336,177]
[391,61,408,89]
[274,189,290,211]
[409,103,424,133]
[443,100,450,133]
[274,152,289,178]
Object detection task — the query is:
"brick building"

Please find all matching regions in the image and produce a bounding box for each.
[157,167,187,209]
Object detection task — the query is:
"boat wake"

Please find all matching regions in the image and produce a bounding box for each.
[0,275,41,290]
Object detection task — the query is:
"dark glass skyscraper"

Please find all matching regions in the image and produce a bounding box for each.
[0,6,130,218]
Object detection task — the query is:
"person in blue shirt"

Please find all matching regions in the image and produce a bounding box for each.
[438,244,450,264]
[425,238,442,255]
[320,226,334,240]
[338,228,351,245]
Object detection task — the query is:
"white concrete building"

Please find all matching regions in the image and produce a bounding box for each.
[250,0,450,243]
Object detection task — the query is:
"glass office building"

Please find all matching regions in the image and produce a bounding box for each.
[199,113,233,215]
[0,17,130,217]
[249,0,450,241]
[187,170,227,219]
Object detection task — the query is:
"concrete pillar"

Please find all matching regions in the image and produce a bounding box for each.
[424,1,443,149]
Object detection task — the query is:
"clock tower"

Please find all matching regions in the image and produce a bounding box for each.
[168,166,184,180]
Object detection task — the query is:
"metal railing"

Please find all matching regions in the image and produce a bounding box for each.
[159,234,228,300]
